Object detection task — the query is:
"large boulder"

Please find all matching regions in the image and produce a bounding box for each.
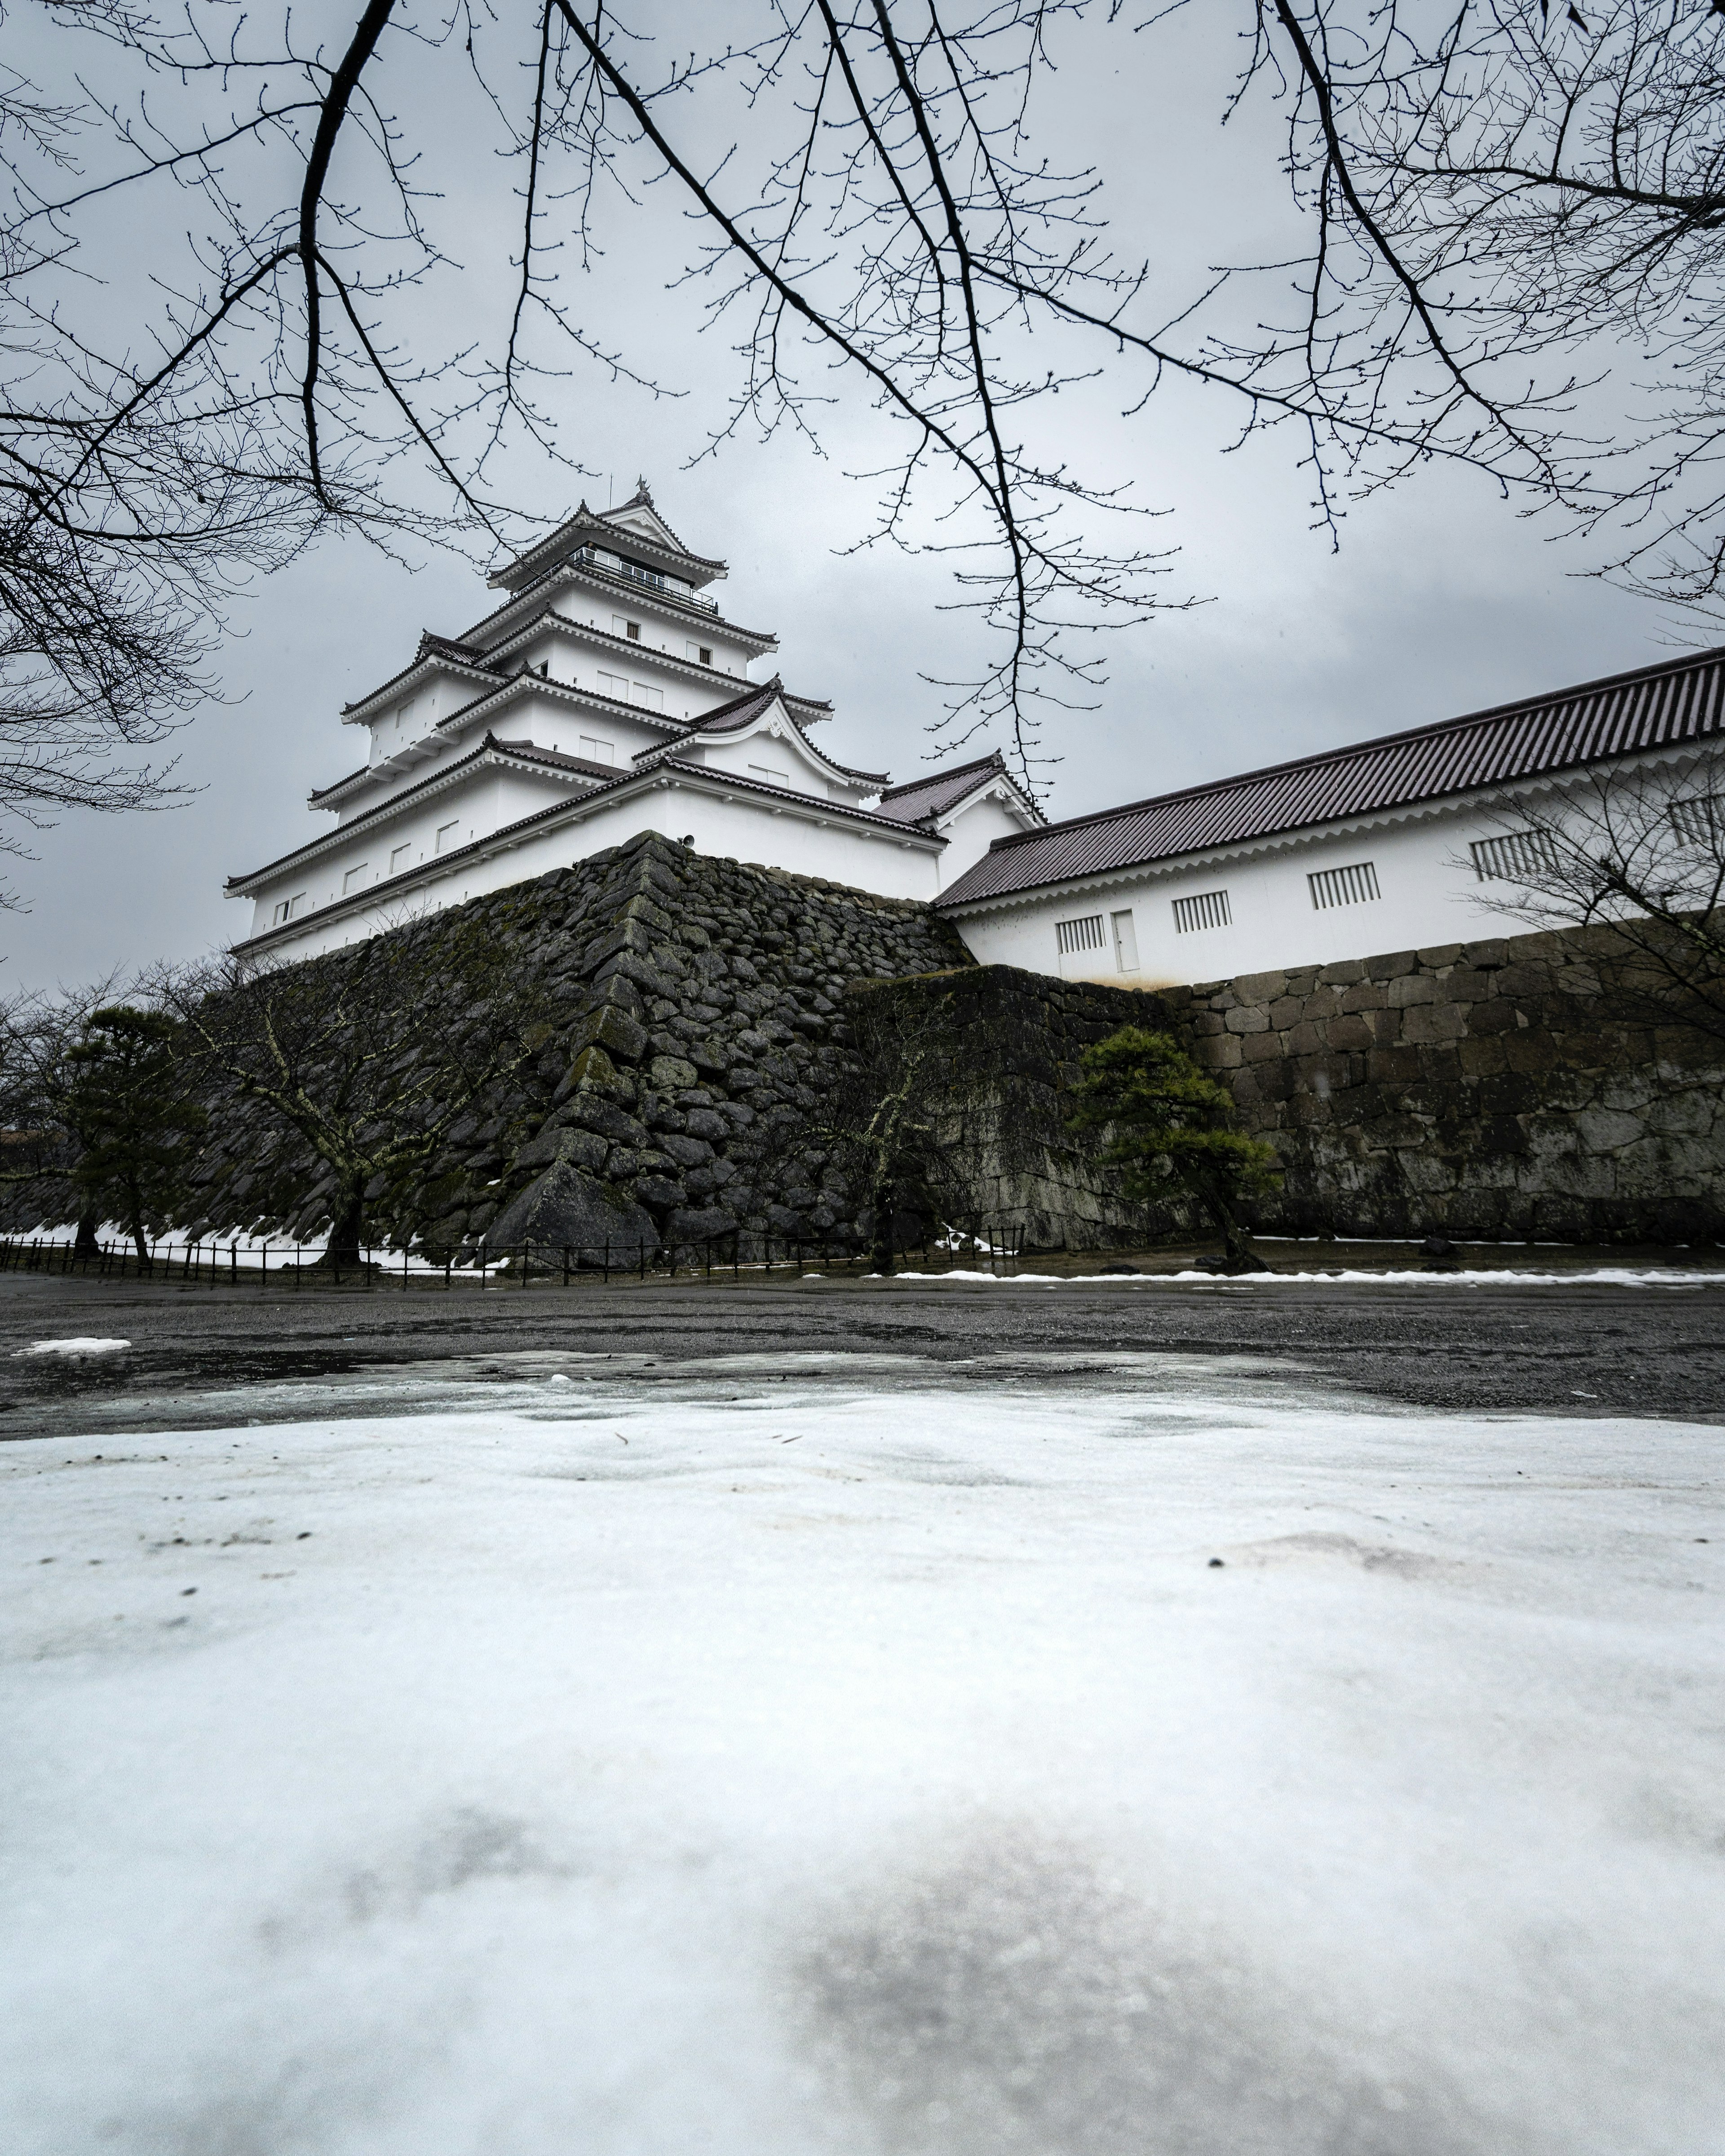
[484,1162,657,1258]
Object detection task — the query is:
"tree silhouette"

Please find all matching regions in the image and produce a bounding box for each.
[64,1005,206,1263]
[1068,1026,1280,1273]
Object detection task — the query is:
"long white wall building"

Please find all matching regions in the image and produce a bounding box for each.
[229,498,1725,988]
[228,490,1041,961]
[936,650,1725,986]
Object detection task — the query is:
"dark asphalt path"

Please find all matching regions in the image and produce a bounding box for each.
[4,1256,1723,1436]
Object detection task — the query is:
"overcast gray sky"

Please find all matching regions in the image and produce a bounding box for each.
[0,3,1672,992]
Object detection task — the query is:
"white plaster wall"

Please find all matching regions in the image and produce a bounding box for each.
[693,722,868,804]
[933,794,1032,891]
[522,629,745,722]
[238,783,942,960]
[521,584,756,680]
[246,769,578,941]
[945,800,1544,987]
[488,694,669,767]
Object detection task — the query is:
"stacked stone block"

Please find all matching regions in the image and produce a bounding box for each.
[1161,927,1725,1243]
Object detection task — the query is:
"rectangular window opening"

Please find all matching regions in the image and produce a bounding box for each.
[630,682,665,711]
[342,864,368,895]
[434,820,460,855]
[1308,861,1381,911]
[389,844,412,875]
[1669,793,1724,847]
[1172,889,1231,936]
[1470,831,1559,882]
[748,762,790,787]
[579,735,616,766]
[1055,913,1106,957]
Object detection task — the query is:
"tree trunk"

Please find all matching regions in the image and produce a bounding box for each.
[73,1207,100,1259]
[320,1180,365,1269]
[869,1172,896,1276]
[1186,1170,1269,1274]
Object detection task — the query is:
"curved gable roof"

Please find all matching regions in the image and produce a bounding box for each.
[876,750,1040,828]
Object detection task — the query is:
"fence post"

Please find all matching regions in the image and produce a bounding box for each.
[521,1240,530,1288]
[602,1237,610,1285]
[562,1245,571,1287]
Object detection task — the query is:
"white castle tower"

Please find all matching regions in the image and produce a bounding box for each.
[227,487,1042,960]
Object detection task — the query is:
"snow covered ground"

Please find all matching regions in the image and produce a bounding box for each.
[3,1359,1721,2155]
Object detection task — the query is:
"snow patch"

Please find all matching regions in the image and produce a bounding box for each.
[18,1336,132,1356]
[2,1380,1720,2154]
[888,1266,1725,1288]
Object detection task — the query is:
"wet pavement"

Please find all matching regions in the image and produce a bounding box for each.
[4,1247,1724,1436]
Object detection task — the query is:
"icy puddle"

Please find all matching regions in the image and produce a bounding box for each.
[2,1371,1721,2155]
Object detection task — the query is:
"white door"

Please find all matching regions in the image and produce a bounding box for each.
[1111,909,1139,974]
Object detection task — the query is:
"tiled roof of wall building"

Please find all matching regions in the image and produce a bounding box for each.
[876,750,1030,827]
[937,646,1725,908]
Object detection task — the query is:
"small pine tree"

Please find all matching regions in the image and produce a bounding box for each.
[65,1007,205,1264]
[1068,1026,1280,1272]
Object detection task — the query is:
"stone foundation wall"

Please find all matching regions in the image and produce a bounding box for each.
[7,840,1717,1254]
[842,965,1164,1247]
[1,832,972,1256]
[1159,924,1725,1243]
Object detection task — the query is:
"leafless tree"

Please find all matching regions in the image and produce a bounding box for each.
[12,0,1725,862]
[1464,753,1725,1039]
[1205,2,1725,601]
[156,914,554,1263]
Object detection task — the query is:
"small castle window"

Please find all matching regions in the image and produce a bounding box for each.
[435,820,460,854]
[389,844,412,875]
[1670,793,1724,846]
[1308,861,1380,910]
[342,864,368,895]
[1172,889,1231,934]
[1055,913,1105,956]
[1470,831,1558,881]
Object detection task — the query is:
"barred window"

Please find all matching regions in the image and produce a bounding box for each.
[1172,888,1231,935]
[1670,793,1724,847]
[1308,860,1380,910]
[1055,912,1106,956]
[1470,831,1557,882]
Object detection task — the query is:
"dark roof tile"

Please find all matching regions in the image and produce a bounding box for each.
[876,750,1036,826]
